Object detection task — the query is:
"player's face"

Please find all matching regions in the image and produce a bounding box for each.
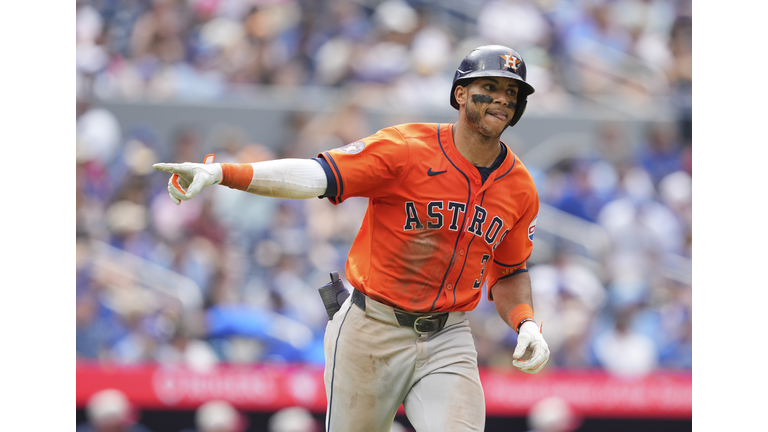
[462,77,519,138]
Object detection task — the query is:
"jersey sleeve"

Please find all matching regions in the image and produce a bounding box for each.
[486,188,540,299]
[316,126,409,204]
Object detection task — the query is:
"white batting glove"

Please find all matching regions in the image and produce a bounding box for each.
[512,321,550,374]
[153,156,222,205]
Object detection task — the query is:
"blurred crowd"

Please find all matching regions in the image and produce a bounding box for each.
[76,0,692,109]
[76,0,692,379]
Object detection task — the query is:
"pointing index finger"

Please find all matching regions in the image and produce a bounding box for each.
[153,163,180,173]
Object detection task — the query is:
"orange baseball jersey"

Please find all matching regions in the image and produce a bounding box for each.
[316,123,539,313]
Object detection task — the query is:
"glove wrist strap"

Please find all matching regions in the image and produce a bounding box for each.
[516,318,536,333]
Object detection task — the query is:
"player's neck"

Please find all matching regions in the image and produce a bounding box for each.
[452,122,502,168]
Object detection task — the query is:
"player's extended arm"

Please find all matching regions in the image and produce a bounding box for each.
[491,272,550,374]
[153,158,328,205]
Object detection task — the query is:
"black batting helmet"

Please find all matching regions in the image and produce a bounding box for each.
[450,45,535,127]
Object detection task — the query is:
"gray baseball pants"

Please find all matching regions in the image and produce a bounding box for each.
[323,291,485,432]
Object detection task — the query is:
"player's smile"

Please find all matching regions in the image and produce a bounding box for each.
[486,107,509,122]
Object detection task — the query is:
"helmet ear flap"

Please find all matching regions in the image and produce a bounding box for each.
[507,95,528,127]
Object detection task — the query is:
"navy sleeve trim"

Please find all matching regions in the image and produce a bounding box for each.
[324,152,344,199]
[320,151,344,201]
[493,252,531,268]
[498,268,529,280]
[312,157,337,198]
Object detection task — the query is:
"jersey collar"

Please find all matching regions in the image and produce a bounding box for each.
[440,123,517,184]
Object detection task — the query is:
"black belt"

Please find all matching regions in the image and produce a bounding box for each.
[351,289,449,333]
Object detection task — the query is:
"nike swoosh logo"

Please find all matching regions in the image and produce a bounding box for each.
[427,168,448,177]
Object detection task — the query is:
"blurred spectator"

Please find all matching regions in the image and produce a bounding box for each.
[209,144,280,237]
[552,0,634,95]
[155,317,219,373]
[529,248,606,368]
[77,389,154,432]
[549,159,611,222]
[289,98,373,157]
[667,14,692,140]
[655,280,692,369]
[178,400,246,432]
[526,396,581,432]
[594,122,633,167]
[636,122,683,185]
[110,304,158,364]
[611,0,676,66]
[268,406,319,432]
[77,100,122,169]
[390,24,455,109]
[597,166,684,267]
[171,126,204,166]
[76,292,125,360]
[477,0,551,51]
[658,170,692,257]
[349,0,418,85]
[592,305,659,378]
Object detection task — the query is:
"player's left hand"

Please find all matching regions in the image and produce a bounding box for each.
[512,321,550,374]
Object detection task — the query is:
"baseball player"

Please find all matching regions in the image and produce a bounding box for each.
[154,45,550,432]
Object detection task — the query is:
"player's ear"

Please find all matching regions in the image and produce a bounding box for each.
[454,85,467,107]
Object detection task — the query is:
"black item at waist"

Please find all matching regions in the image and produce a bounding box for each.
[351,289,450,334]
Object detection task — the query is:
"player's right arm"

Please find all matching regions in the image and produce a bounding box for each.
[154,125,409,205]
[152,158,328,205]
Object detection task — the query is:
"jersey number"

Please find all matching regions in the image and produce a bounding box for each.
[472,254,491,290]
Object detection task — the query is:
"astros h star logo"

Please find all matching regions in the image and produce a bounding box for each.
[500,53,519,71]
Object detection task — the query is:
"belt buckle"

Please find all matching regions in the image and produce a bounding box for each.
[413,315,434,333]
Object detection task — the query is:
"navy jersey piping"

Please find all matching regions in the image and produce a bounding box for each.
[493,149,517,182]
[326,305,352,431]
[431,123,472,311]
[450,190,486,307]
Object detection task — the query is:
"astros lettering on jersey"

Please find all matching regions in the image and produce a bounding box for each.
[317,123,539,313]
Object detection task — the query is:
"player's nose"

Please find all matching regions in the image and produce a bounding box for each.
[492,93,509,107]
